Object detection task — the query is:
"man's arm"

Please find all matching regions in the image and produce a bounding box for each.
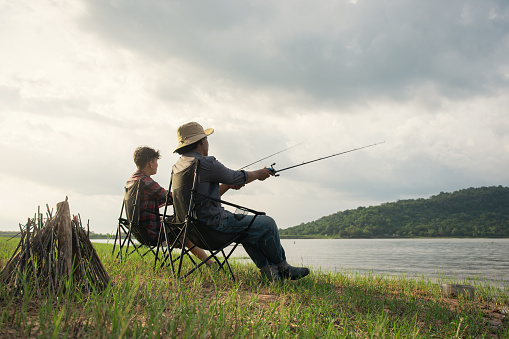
[219,184,244,196]
[219,168,273,195]
[245,167,273,184]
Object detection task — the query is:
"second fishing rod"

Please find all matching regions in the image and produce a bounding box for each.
[266,141,385,176]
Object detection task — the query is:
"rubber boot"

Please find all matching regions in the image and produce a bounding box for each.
[277,260,310,280]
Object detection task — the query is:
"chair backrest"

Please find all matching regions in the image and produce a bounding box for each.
[171,159,239,250]
[124,179,141,226]
[124,179,158,247]
[171,159,200,224]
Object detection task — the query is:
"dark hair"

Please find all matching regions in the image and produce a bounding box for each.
[175,140,201,155]
[133,146,160,169]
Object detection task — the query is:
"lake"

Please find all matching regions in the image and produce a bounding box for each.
[277,238,509,290]
[95,238,509,290]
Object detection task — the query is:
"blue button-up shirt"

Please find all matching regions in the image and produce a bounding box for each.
[172,151,248,226]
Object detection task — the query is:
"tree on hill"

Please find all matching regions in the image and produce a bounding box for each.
[280,186,509,238]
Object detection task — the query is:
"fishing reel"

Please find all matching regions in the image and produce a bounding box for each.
[268,163,279,177]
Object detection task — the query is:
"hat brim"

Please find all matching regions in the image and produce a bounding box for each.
[174,128,214,153]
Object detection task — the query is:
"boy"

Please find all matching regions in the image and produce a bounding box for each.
[127,146,212,265]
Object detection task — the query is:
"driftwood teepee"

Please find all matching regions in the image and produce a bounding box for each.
[0,198,109,296]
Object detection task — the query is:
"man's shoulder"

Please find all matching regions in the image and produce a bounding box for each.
[200,155,218,163]
[175,153,217,166]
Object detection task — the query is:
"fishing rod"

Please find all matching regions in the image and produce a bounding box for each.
[268,141,385,176]
[238,142,304,170]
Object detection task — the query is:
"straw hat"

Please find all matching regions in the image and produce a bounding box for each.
[174,122,214,153]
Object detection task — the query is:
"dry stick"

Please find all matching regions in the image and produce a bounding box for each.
[88,240,109,288]
[41,218,53,249]
[25,219,30,273]
[15,221,31,293]
[26,219,35,278]
[44,217,56,295]
[34,223,48,293]
[78,216,97,292]
[77,215,93,280]
[36,217,46,283]
[26,218,42,297]
[0,231,23,283]
[46,204,53,219]
[13,223,27,289]
[47,214,58,295]
[0,250,20,283]
[78,214,108,291]
[85,241,100,284]
[60,199,72,281]
[72,217,89,294]
[79,240,95,285]
[83,241,100,288]
[42,224,56,293]
[7,232,21,241]
[28,245,41,297]
[78,219,109,288]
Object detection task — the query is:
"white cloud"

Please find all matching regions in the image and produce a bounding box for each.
[79,0,509,104]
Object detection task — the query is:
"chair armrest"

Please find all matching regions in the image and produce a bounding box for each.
[195,192,266,216]
[139,207,167,217]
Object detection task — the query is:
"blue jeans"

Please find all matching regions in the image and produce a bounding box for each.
[214,214,286,269]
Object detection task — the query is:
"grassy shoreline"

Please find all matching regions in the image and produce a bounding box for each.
[1,237,508,337]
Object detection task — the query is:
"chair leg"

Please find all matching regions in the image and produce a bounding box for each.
[221,249,236,282]
[180,246,236,281]
[112,226,120,256]
[165,231,176,274]
[154,231,162,271]
[182,251,213,279]
[177,224,199,277]
[157,226,177,274]
[117,227,124,262]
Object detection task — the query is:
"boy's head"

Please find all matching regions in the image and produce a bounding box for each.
[134,146,161,169]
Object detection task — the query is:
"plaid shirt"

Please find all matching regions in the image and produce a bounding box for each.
[126,171,171,241]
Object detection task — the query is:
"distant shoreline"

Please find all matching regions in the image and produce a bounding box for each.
[1,232,506,240]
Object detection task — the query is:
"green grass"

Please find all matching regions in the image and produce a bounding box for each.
[1,236,508,338]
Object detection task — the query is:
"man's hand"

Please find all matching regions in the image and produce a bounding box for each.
[257,167,274,181]
[245,167,275,184]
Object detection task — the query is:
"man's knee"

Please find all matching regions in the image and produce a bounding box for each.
[260,215,278,232]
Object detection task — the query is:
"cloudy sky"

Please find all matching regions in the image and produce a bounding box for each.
[1,0,508,233]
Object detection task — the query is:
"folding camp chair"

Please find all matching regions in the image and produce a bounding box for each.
[113,179,179,269]
[168,159,266,281]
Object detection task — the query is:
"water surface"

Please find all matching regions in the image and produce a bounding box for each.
[239,238,509,289]
[96,238,509,290]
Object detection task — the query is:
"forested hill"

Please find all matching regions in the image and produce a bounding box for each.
[280,186,509,238]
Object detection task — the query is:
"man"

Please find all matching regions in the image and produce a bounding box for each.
[127,146,212,265]
[172,122,309,280]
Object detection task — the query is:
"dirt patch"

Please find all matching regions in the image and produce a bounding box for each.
[256,294,279,305]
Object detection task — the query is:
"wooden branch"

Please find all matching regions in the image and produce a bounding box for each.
[56,198,72,281]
